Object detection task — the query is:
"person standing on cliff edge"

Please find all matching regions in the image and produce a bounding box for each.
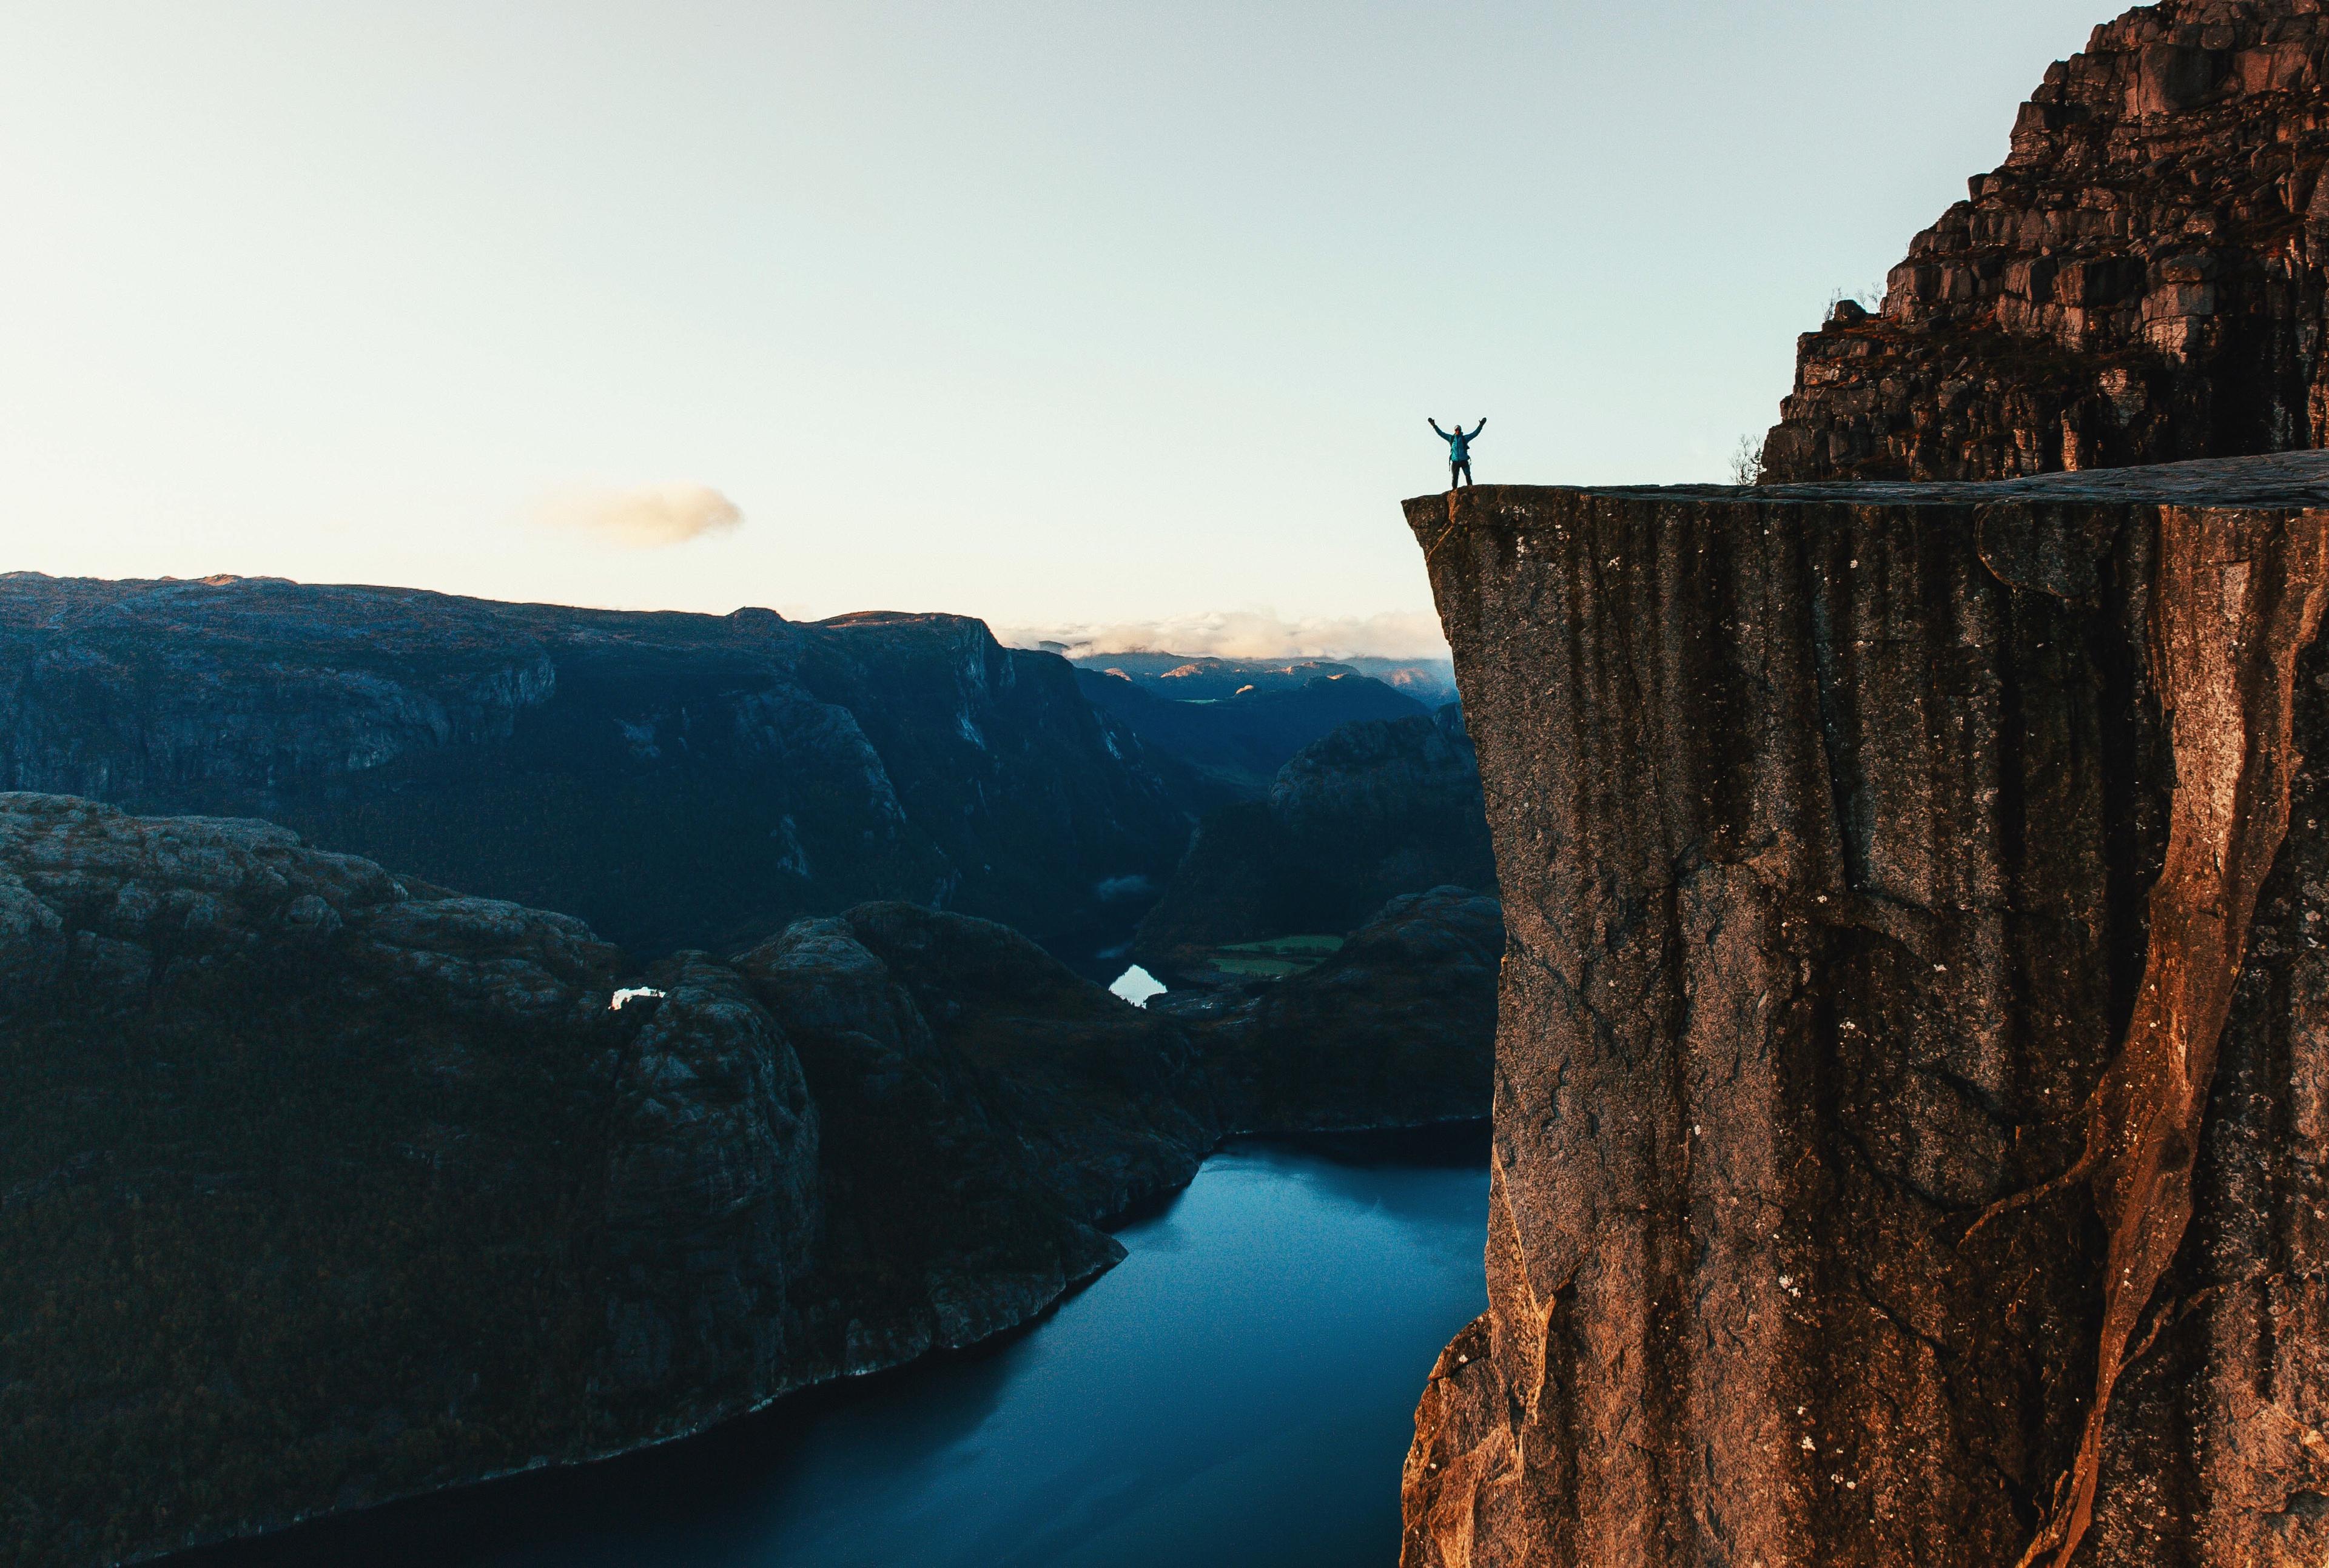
[1430,418,1485,488]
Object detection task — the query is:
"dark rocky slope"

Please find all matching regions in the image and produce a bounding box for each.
[1155,885,1504,1133]
[0,575,1184,961]
[1402,455,2329,1567]
[1134,705,1496,983]
[0,792,1489,1568]
[0,794,816,1568]
[1764,0,2329,484]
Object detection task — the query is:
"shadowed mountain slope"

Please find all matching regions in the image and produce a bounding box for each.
[1073,665,1428,805]
[0,792,1490,1568]
[0,575,1186,961]
[1068,650,1458,707]
[1134,705,1496,983]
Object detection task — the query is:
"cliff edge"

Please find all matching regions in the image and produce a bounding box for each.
[1402,452,2329,1567]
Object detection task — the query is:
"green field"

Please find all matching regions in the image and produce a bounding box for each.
[1210,935,1344,978]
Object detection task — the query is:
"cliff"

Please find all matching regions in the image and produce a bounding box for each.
[1763,0,2329,484]
[0,792,1488,1568]
[0,575,1185,962]
[1402,454,2329,1567]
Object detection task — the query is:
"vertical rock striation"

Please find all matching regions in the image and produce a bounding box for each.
[1402,454,2329,1567]
[1764,0,2329,484]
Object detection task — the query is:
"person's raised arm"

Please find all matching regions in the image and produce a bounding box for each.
[1467,418,1487,438]
[1428,418,1450,439]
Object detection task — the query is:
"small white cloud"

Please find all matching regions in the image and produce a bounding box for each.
[533,484,744,548]
[999,608,1448,662]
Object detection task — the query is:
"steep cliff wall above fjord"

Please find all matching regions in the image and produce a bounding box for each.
[1764,0,2329,483]
[1403,452,2329,1567]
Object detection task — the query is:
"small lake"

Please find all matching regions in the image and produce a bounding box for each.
[1107,962,1168,1007]
[187,1128,1489,1568]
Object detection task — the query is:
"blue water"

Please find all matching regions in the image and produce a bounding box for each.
[181,1130,1488,1568]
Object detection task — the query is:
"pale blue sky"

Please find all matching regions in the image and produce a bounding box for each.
[1,1,2102,646]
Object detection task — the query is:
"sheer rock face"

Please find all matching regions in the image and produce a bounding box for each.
[1763,0,2329,484]
[731,913,1133,1372]
[1400,458,2329,1568]
[598,954,822,1422]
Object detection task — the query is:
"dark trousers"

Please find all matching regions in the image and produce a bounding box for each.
[1451,460,1471,488]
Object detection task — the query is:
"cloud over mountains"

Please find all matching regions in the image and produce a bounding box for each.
[999,609,1447,662]
[532,484,743,548]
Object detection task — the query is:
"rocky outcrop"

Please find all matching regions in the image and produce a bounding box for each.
[834,902,1220,1216]
[748,893,1496,1207]
[596,954,821,1429]
[729,911,1154,1372]
[0,575,1184,962]
[0,793,815,1567]
[1400,456,2329,1567]
[0,791,1493,1568]
[1134,706,1496,983]
[1763,0,2329,484]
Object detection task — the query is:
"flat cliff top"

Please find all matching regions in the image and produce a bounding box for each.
[1405,448,2329,523]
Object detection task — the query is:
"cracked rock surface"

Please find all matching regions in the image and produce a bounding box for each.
[1402,463,2329,1567]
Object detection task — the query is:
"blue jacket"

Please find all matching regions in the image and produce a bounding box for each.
[1435,420,1484,463]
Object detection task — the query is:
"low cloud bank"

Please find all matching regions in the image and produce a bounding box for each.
[1001,609,1447,662]
[533,484,743,548]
